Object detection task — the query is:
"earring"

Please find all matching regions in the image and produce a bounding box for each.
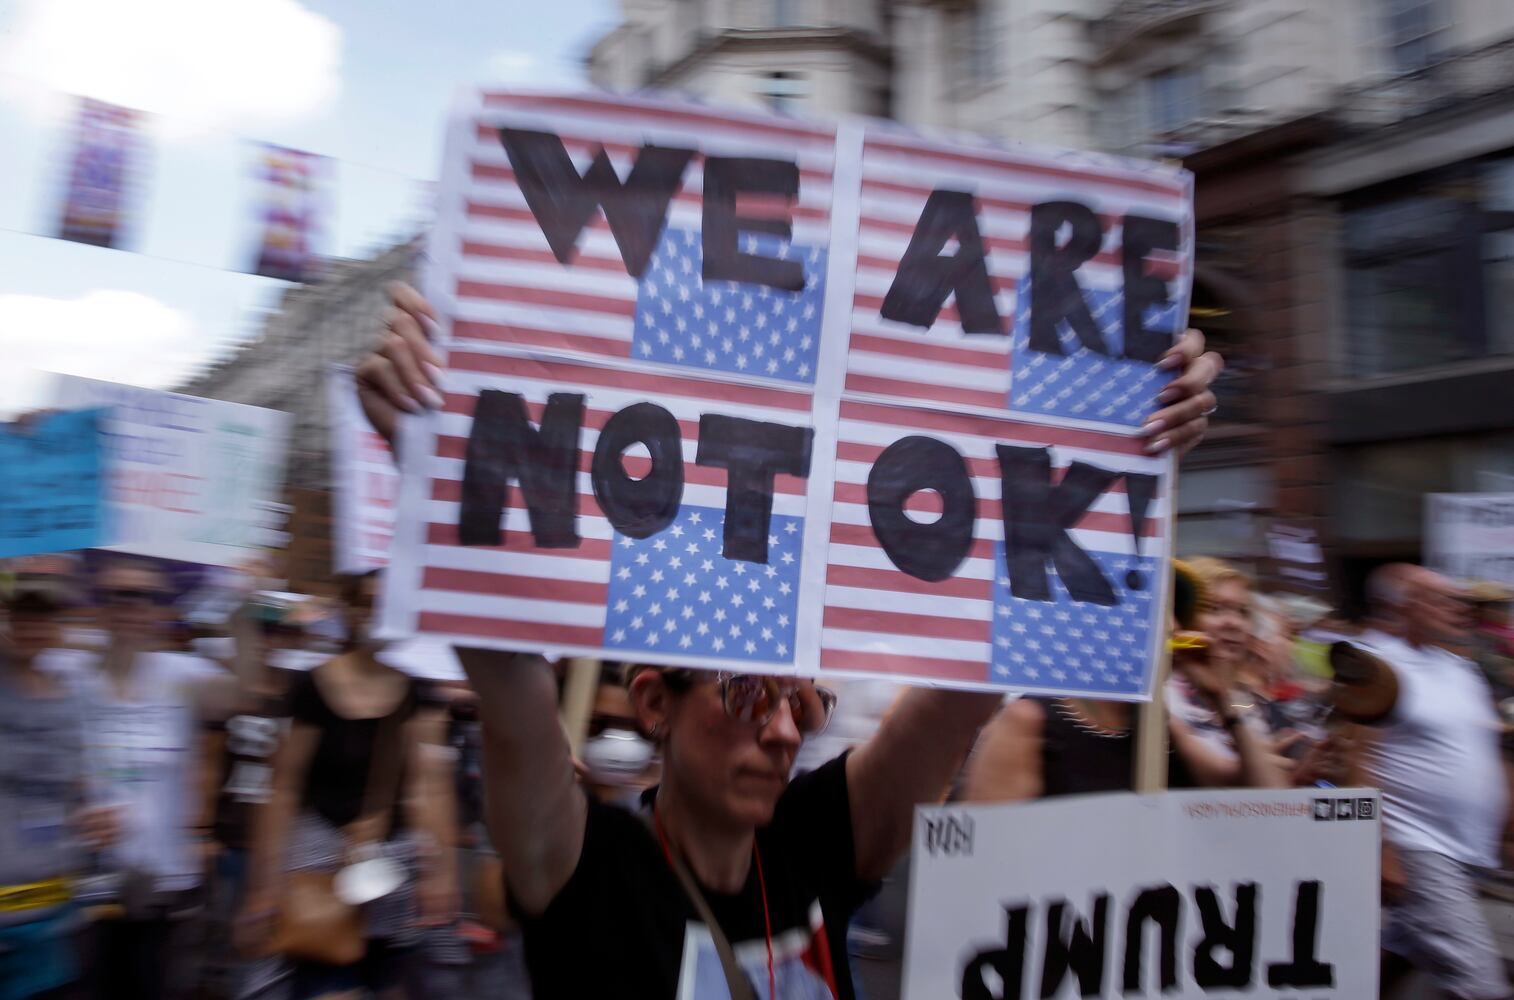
[649,723,662,739]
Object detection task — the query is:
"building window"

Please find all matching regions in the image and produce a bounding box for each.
[1146,66,1203,134]
[774,0,797,28]
[1382,0,1448,74]
[1342,157,1514,377]
[959,1,999,87]
[757,71,808,112]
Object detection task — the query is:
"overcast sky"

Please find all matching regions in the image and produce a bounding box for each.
[0,0,615,415]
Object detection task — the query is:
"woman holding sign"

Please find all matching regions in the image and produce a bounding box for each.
[350,281,1223,1000]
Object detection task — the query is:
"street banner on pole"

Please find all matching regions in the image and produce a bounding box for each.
[903,790,1380,999]
[382,91,1192,697]
[328,366,398,573]
[250,144,326,282]
[0,409,108,558]
[1426,492,1514,588]
[56,97,146,250]
[52,375,290,568]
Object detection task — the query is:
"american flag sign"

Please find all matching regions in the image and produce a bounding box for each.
[383,91,1192,698]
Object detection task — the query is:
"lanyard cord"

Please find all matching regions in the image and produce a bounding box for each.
[653,803,776,1000]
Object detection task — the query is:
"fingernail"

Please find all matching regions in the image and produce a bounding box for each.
[1157,353,1182,370]
[423,362,444,385]
[400,395,421,414]
[1144,437,1170,454]
[417,385,446,410]
[1156,387,1179,403]
[1140,419,1165,437]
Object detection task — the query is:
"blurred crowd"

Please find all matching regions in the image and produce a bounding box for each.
[2,291,1512,998]
[3,543,1511,999]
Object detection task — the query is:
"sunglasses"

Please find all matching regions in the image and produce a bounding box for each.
[101,587,174,608]
[666,670,838,735]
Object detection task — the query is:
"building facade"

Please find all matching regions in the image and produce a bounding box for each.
[588,0,1514,589]
[177,240,417,589]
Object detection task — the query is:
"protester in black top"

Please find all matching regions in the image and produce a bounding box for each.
[356,282,1225,1000]
[237,571,457,1000]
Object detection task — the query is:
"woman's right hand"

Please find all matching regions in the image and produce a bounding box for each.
[355,282,445,447]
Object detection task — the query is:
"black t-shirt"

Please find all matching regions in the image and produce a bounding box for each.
[518,753,876,1000]
[287,668,416,830]
[211,689,289,850]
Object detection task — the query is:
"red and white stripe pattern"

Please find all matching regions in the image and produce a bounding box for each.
[819,399,1168,685]
[449,92,836,366]
[405,352,812,655]
[847,128,1190,414]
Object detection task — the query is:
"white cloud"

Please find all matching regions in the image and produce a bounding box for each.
[484,47,584,89]
[0,290,206,417]
[0,0,341,133]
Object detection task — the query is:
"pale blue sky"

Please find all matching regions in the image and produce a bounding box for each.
[0,0,615,413]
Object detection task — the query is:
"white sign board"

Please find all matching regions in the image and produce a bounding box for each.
[1426,492,1514,588]
[52,375,291,568]
[327,366,398,573]
[904,789,1379,999]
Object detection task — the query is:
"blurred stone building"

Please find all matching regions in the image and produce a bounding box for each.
[588,0,1514,593]
[177,240,417,589]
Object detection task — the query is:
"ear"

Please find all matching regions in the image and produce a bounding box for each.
[628,669,672,742]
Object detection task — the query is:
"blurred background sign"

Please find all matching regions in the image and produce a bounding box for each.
[1425,492,1514,588]
[0,408,108,558]
[55,96,147,250]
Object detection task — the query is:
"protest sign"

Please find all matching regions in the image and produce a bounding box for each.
[0,409,108,558]
[904,790,1379,999]
[382,90,1190,697]
[1426,492,1514,588]
[51,376,291,568]
[56,97,145,250]
[327,366,398,573]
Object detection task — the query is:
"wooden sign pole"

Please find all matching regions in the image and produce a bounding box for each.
[1133,477,1179,793]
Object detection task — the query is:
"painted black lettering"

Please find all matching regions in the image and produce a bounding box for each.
[459,391,583,548]
[1192,883,1257,989]
[590,402,683,539]
[1121,214,1181,363]
[997,446,1122,605]
[1028,201,1107,356]
[702,157,804,291]
[866,436,976,582]
[962,904,1029,1000]
[1266,881,1334,989]
[694,414,813,563]
[880,190,1002,334]
[500,128,693,278]
[1122,884,1181,993]
[1039,895,1108,998]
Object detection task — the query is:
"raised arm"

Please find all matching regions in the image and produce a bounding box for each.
[845,688,1004,881]
[456,648,586,916]
[959,697,1047,803]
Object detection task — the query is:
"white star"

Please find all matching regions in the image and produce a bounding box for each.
[746,611,758,625]
[780,551,794,564]
[697,622,710,636]
[729,624,742,638]
[649,602,663,616]
[663,618,677,633]
[703,528,716,542]
[716,576,728,590]
[631,616,644,630]
[744,640,757,654]
[764,566,777,579]
[684,573,697,586]
[665,587,679,601]
[776,643,788,656]
[753,343,765,359]
[635,552,650,566]
[778,582,792,596]
[632,585,647,599]
[701,559,714,572]
[669,556,682,569]
[739,326,751,342]
[767,534,778,547]
[705,350,717,364]
[698,590,712,604]
[671,524,684,538]
[617,567,631,580]
[713,638,725,652]
[714,608,727,622]
[747,578,760,593]
[784,521,798,534]
[783,347,796,362]
[612,629,626,642]
[646,633,660,647]
[650,569,664,583]
[766,359,779,374]
[735,355,748,370]
[799,333,814,348]
[614,599,629,613]
[653,538,667,551]
[686,542,700,555]
[761,627,773,641]
[679,635,693,649]
[619,536,635,548]
[682,605,694,620]
[777,614,789,627]
[733,563,746,576]
[762,596,775,610]
[730,594,744,608]
[672,346,685,361]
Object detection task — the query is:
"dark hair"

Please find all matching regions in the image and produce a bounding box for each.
[336,569,382,606]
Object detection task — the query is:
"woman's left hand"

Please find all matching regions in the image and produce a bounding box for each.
[1144,329,1224,457]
